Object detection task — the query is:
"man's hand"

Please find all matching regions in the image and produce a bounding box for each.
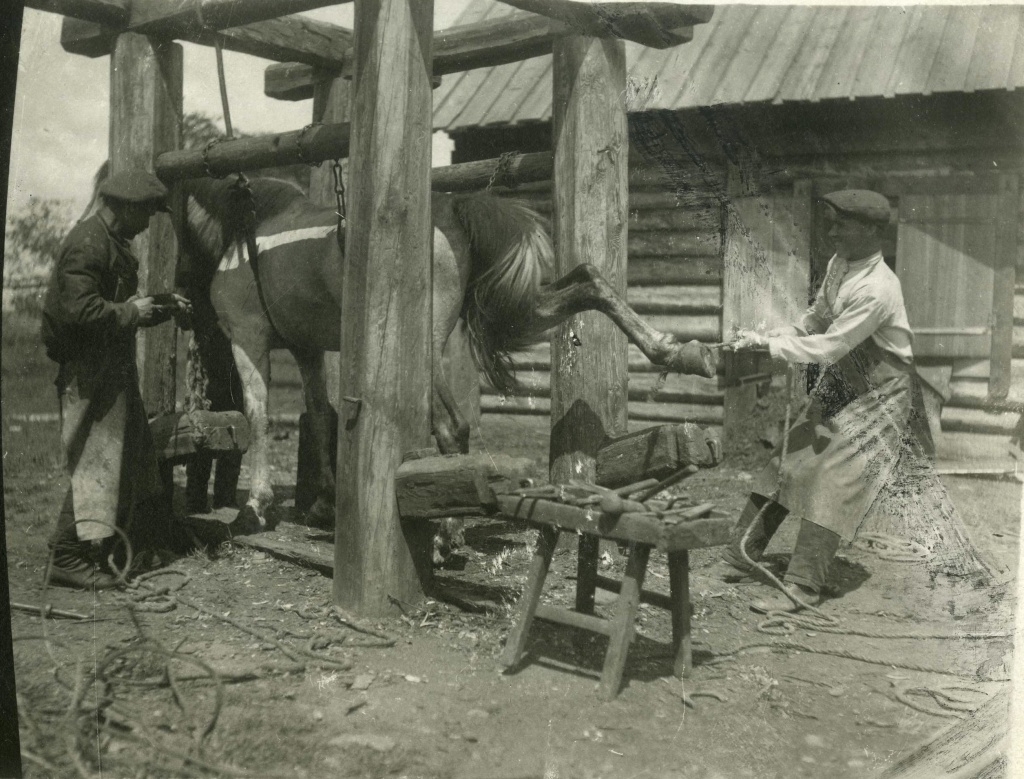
[133,293,192,327]
[728,329,770,352]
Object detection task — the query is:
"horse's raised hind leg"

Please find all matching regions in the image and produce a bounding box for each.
[230,343,275,530]
[530,264,718,377]
[293,348,337,528]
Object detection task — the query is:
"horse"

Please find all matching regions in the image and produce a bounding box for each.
[93,169,716,529]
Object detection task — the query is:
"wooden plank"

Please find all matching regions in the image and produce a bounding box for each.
[594,573,673,611]
[482,396,724,425]
[940,406,1020,436]
[395,453,536,520]
[128,0,347,37]
[496,0,712,48]
[896,193,999,359]
[722,183,812,338]
[481,370,722,406]
[232,528,334,576]
[628,230,721,258]
[149,410,249,462]
[111,35,181,416]
[595,423,719,489]
[628,257,722,286]
[989,175,1018,398]
[534,603,612,636]
[432,151,553,192]
[628,285,721,315]
[26,0,126,25]
[62,13,348,69]
[266,13,566,101]
[334,0,434,616]
[496,495,732,550]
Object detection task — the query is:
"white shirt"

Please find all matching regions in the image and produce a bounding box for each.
[768,252,914,366]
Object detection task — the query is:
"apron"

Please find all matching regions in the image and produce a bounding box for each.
[752,332,916,542]
[58,238,163,542]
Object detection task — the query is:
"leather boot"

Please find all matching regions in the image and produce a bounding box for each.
[45,529,119,590]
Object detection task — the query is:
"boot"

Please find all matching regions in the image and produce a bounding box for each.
[749,583,823,614]
[45,530,120,590]
[707,495,788,583]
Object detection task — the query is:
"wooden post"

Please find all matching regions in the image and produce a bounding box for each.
[334,0,434,616]
[110,34,182,415]
[549,35,629,614]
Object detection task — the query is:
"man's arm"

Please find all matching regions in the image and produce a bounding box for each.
[56,241,140,333]
[768,291,887,365]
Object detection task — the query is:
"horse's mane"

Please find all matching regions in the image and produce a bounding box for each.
[181,176,307,271]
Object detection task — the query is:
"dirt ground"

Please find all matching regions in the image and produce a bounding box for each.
[4,312,1022,779]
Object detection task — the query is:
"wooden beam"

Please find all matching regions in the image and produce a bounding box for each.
[550,34,630,616]
[62,12,349,70]
[154,122,351,180]
[495,0,713,48]
[264,14,572,101]
[110,35,182,416]
[25,0,127,26]
[128,0,349,37]
[334,0,435,616]
[989,174,1018,399]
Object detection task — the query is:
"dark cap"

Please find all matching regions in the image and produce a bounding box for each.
[822,189,892,225]
[99,169,170,211]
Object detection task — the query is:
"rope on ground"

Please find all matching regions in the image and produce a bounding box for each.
[704,640,1004,679]
[853,532,932,563]
[892,682,993,719]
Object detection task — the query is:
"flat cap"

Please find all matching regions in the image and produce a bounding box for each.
[822,189,892,225]
[99,169,170,211]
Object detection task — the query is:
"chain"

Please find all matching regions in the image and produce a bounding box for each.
[332,160,346,258]
[200,138,224,179]
[295,122,322,167]
[486,150,520,192]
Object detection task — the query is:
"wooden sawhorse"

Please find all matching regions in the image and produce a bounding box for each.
[496,494,732,699]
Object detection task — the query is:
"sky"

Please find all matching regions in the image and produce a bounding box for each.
[5,2,468,223]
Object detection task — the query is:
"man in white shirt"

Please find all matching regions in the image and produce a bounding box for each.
[710,190,919,613]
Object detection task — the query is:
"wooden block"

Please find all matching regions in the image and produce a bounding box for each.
[149,410,249,463]
[396,453,536,520]
[595,423,719,489]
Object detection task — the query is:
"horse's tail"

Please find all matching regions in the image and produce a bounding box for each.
[452,195,554,396]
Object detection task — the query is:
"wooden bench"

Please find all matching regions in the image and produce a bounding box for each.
[149,410,250,502]
[496,492,732,699]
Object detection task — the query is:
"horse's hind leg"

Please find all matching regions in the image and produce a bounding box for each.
[530,264,717,377]
[293,348,336,527]
[231,343,275,529]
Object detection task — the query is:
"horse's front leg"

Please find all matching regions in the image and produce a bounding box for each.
[530,264,718,377]
[231,343,275,530]
[293,348,337,528]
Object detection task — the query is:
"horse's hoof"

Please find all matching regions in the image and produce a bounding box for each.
[230,505,265,536]
[306,498,335,530]
[664,340,718,378]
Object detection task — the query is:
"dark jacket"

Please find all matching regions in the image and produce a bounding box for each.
[41,214,141,364]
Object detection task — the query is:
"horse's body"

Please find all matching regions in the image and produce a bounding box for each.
[170,175,715,528]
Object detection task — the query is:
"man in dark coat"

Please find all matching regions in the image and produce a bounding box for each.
[41,168,192,589]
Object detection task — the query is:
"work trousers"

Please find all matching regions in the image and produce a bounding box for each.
[720,494,841,593]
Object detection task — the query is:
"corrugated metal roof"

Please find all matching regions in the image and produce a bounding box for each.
[433,3,1024,131]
